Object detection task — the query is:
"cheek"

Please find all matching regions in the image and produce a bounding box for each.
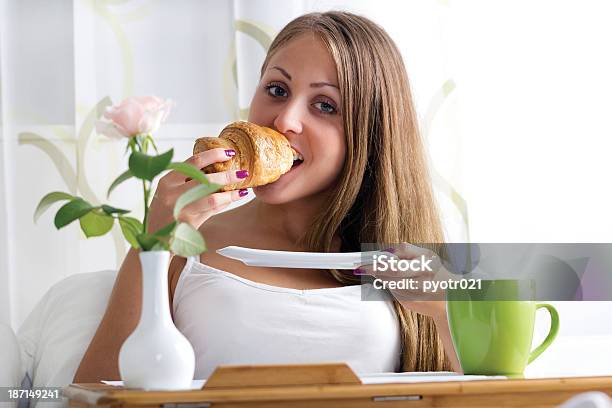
[247,92,272,123]
[312,130,346,171]
[329,141,346,170]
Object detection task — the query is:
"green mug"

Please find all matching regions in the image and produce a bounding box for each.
[446,280,560,375]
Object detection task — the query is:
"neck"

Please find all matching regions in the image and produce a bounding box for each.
[244,195,341,251]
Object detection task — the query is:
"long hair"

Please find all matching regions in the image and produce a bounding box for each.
[260,11,451,372]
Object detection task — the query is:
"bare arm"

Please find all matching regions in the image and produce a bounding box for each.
[433,313,463,373]
[74,250,189,382]
[397,300,463,374]
[73,147,249,383]
[73,248,149,382]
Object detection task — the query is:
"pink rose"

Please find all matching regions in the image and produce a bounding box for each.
[96,96,173,139]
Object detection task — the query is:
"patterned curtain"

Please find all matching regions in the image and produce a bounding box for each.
[0,0,465,328]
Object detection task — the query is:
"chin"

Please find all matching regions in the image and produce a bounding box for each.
[253,181,336,207]
[252,160,306,204]
[253,160,341,205]
[253,184,301,205]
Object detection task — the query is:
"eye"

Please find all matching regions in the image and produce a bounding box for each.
[313,101,337,115]
[265,83,288,98]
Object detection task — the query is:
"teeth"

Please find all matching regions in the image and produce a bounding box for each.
[292,151,304,161]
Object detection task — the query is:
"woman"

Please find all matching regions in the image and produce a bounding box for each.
[74,11,461,382]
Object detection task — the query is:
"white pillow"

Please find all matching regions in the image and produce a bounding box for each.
[17,270,117,407]
[0,323,23,408]
[559,392,612,408]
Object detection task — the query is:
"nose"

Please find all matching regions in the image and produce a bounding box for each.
[273,100,303,136]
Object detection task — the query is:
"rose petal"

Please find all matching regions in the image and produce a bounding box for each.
[138,99,173,134]
[158,99,174,122]
[104,100,140,135]
[95,120,130,139]
[101,96,172,138]
[133,96,164,111]
[138,109,164,134]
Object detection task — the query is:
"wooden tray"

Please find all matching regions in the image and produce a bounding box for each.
[64,363,612,408]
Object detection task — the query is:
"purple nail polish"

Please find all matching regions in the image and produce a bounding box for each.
[385,247,396,253]
[236,170,249,179]
[353,268,366,275]
[239,188,248,197]
[225,149,236,157]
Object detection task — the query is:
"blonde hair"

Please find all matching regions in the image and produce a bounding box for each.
[260,11,451,372]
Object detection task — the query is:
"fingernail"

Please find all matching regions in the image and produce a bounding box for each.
[353,268,366,275]
[225,149,236,157]
[236,170,249,179]
[239,188,248,197]
[385,247,396,253]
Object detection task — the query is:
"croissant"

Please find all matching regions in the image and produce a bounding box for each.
[193,121,296,191]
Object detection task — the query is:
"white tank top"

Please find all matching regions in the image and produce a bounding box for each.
[172,256,402,379]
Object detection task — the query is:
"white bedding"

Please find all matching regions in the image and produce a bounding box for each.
[0,323,24,408]
[16,270,117,408]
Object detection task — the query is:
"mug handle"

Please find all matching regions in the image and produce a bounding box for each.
[528,303,560,364]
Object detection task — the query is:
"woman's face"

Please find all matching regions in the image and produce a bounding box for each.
[248,33,346,204]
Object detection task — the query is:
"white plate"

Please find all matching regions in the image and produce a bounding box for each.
[216,246,391,269]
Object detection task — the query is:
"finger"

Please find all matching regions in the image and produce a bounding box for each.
[178,188,248,220]
[353,263,409,279]
[353,262,374,276]
[391,243,443,273]
[162,178,214,203]
[204,168,250,188]
[354,260,435,280]
[167,168,249,200]
[165,148,236,185]
[392,243,431,260]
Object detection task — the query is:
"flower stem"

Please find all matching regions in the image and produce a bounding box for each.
[143,180,150,234]
[130,136,150,235]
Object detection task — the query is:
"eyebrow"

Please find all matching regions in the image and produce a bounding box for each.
[270,66,339,89]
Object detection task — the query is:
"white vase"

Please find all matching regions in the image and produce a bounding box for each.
[118,250,195,390]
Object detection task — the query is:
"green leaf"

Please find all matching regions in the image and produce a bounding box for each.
[142,135,150,153]
[79,210,114,238]
[101,204,130,215]
[147,134,159,154]
[34,191,74,223]
[126,137,137,155]
[135,134,146,150]
[107,169,133,198]
[118,216,143,248]
[170,222,206,257]
[136,233,160,251]
[151,241,169,251]
[129,149,173,181]
[152,221,177,238]
[167,162,211,185]
[54,198,94,229]
[173,183,221,219]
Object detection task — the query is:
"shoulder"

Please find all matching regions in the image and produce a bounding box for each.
[168,207,245,300]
